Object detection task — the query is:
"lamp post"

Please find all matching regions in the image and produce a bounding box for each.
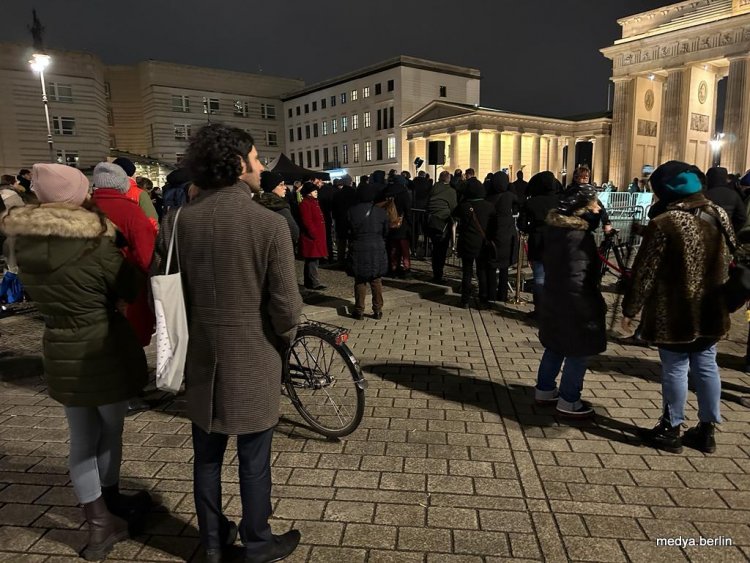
[709,133,724,168]
[29,53,55,163]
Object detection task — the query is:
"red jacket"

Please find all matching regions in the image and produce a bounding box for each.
[299,197,328,258]
[92,188,157,346]
[125,178,159,234]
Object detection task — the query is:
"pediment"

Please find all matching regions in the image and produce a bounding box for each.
[401,101,477,127]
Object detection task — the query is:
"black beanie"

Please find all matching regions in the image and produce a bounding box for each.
[300,182,317,197]
[260,171,284,192]
[113,157,136,177]
[558,185,598,215]
[706,167,729,188]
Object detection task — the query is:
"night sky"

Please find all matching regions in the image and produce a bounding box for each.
[7,0,669,117]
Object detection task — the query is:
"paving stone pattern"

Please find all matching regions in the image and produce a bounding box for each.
[0,264,749,561]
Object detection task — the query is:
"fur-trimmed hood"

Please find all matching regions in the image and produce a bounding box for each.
[1,203,115,239]
[545,209,589,230]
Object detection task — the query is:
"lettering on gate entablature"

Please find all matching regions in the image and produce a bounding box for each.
[690,113,710,132]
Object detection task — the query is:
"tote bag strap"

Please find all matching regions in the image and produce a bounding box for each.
[165,208,183,274]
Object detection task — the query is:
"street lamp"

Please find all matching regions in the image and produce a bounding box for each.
[29,52,55,163]
[710,133,725,167]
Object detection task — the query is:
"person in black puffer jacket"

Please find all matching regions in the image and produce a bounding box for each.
[535,185,606,419]
[379,174,412,277]
[348,184,389,320]
[518,171,563,315]
[258,171,299,244]
[332,174,358,268]
[453,178,496,308]
[485,171,518,302]
[705,166,746,234]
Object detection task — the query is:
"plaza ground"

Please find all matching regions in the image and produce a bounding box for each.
[0,261,749,562]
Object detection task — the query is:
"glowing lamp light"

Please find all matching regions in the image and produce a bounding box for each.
[710,133,725,153]
[647,73,655,81]
[29,53,51,72]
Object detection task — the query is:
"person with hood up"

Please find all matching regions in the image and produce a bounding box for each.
[380,173,413,278]
[113,157,159,233]
[452,178,497,308]
[535,185,607,418]
[485,171,518,302]
[162,167,192,214]
[347,183,389,320]
[258,171,299,244]
[332,174,358,268]
[91,162,157,348]
[426,170,458,283]
[622,161,733,454]
[1,163,150,560]
[518,171,563,316]
[299,182,328,290]
[0,174,24,210]
[705,166,746,235]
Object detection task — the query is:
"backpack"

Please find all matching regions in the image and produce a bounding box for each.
[163,182,189,212]
[378,197,403,229]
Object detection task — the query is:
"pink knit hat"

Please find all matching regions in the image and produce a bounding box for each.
[31,163,90,206]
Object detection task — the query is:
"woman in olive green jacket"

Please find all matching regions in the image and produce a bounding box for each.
[0,163,149,560]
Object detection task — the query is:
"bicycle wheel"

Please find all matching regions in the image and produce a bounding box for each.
[283,326,365,438]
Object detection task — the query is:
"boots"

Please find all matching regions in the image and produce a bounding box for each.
[682,422,716,454]
[638,417,682,454]
[101,483,152,521]
[81,496,129,561]
[245,530,301,563]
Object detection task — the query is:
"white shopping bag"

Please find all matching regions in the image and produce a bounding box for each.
[150,208,188,393]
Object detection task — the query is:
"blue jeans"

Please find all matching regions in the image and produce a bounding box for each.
[658,344,722,426]
[531,261,545,308]
[536,348,588,404]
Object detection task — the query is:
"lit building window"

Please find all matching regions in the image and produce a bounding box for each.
[351,89,358,101]
[174,123,191,140]
[387,136,396,159]
[261,103,276,119]
[343,143,349,164]
[52,116,76,135]
[353,143,360,163]
[332,119,337,134]
[365,141,372,162]
[49,83,73,102]
[234,100,249,117]
[341,92,347,104]
[56,149,79,167]
[352,114,359,130]
[363,86,370,98]
[322,121,328,136]
[342,116,348,132]
[204,97,220,114]
[364,112,371,128]
[172,95,190,112]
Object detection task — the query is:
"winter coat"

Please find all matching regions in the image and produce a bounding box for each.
[705,185,746,235]
[1,204,147,407]
[453,192,496,259]
[622,193,733,347]
[485,172,518,268]
[380,180,412,239]
[510,179,529,204]
[92,188,157,347]
[425,181,458,235]
[259,192,299,244]
[348,202,388,280]
[563,183,610,230]
[539,210,607,357]
[125,178,159,233]
[154,183,302,434]
[412,177,432,209]
[0,187,24,210]
[519,173,561,261]
[333,186,358,238]
[299,196,328,258]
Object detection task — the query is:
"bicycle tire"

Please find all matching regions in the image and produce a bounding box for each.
[283,326,365,438]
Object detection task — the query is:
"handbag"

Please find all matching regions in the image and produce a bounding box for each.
[150,208,188,393]
[469,207,498,260]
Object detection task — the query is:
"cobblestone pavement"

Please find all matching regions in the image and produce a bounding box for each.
[1,261,749,562]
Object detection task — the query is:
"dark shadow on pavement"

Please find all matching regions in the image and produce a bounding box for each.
[0,354,44,381]
[364,362,642,446]
[381,278,462,308]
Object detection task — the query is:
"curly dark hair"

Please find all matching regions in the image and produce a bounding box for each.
[183,124,255,189]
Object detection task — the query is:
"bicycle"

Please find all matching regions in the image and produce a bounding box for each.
[597,228,634,293]
[282,317,367,438]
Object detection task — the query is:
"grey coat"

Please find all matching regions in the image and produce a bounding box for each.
[154,183,302,434]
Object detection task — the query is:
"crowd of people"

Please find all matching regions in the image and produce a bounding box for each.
[2,120,750,561]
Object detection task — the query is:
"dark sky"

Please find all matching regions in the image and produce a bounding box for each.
[8,0,669,117]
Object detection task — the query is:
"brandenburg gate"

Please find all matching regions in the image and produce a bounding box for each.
[602,0,750,189]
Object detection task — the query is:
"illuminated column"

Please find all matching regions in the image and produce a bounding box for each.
[566,136,577,184]
[469,130,480,172]
[491,131,502,171]
[549,136,560,180]
[408,138,417,175]
[609,77,635,190]
[659,67,688,163]
[449,132,458,169]
[592,135,605,186]
[512,132,522,174]
[723,55,750,174]
[530,133,541,176]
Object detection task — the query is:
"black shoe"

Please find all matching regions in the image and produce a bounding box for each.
[373,311,383,320]
[555,400,595,419]
[125,397,150,416]
[312,285,327,291]
[638,418,683,453]
[101,484,152,522]
[351,311,364,320]
[478,300,491,310]
[245,530,301,563]
[205,521,239,563]
[460,301,470,309]
[430,277,445,284]
[682,422,716,454]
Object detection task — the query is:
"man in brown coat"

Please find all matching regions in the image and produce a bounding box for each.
[154,124,302,563]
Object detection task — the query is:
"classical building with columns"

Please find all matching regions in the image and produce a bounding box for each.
[601,0,750,190]
[401,102,612,185]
